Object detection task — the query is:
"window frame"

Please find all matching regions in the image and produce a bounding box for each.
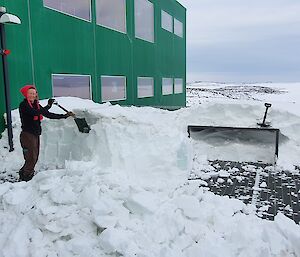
[174,78,184,94]
[161,10,173,33]
[137,76,154,98]
[43,0,92,22]
[95,0,127,34]
[174,18,183,38]
[51,73,92,100]
[162,77,173,96]
[134,0,155,43]
[101,75,127,102]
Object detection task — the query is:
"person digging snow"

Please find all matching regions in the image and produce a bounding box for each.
[18,85,74,182]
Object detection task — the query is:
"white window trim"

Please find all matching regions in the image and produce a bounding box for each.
[43,3,92,23]
[95,0,127,34]
[96,22,127,34]
[137,76,154,98]
[162,77,173,96]
[135,35,154,43]
[161,10,173,33]
[101,75,127,102]
[51,73,92,100]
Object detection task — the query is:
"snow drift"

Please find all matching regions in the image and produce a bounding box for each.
[1,82,300,257]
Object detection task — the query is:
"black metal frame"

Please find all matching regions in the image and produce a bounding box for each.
[0,16,14,151]
[187,125,280,160]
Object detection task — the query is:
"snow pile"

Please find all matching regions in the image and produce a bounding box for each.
[1,173,299,257]
[1,83,300,256]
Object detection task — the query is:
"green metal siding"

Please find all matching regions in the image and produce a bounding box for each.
[156,0,186,107]
[0,0,186,133]
[32,2,96,100]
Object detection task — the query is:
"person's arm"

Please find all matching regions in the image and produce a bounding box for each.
[40,104,75,119]
[40,105,69,119]
[43,99,55,111]
[43,105,51,111]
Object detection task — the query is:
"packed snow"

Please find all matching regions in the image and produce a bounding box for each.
[0,82,300,257]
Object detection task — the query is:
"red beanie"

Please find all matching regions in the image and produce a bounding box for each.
[20,85,36,98]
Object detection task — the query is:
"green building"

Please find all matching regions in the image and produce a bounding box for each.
[0,0,186,133]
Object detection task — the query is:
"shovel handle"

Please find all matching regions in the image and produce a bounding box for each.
[262,103,271,125]
[53,102,77,119]
[53,103,69,112]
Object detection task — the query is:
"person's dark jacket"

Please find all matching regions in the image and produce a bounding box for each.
[19,99,67,136]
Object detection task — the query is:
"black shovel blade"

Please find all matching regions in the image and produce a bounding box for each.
[257,122,271,128]
[74,118,91,133]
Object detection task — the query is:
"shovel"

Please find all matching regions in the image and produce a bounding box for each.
[53,102,91,133]
[257,103,272,127]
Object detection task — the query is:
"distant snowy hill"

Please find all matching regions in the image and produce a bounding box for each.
[187,81,286,104]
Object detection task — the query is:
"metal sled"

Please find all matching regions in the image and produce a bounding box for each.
[188,103,281,165]
[188,125,280,164]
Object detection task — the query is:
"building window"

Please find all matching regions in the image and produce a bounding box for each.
[134,0,154,43]
[52,74,91,99]
[101,76,126,102]
[174,78,183,94]
[138,77,154,98]
[162,78,173,95]
[161,10,172,33]
[96,0,126,33]
[43,0,91,21]
[174,18,183,38]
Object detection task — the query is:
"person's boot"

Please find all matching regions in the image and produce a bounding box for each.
[19,169,25,182]
[19,169,34,182]
[25,172,34,182]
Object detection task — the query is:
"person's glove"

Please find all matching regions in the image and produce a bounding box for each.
[65,111,75,118]
[47,98,55,108]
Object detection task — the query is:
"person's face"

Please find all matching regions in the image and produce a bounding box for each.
[27,88,37,103]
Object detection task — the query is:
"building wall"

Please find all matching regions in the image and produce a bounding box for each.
[0,0,186,133]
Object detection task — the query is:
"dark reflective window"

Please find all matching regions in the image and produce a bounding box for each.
[52,74,91,99]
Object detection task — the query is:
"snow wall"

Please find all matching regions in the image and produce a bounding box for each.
[1,98,192,188]
[2,97,300,178]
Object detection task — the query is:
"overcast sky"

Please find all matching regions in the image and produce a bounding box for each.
[177,0,300,83]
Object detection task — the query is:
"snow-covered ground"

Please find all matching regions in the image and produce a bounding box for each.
[0,82,300,257]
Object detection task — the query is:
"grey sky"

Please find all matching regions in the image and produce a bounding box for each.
[177,0,300,83]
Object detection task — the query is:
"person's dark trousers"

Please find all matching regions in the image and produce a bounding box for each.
[19,131,40,181]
